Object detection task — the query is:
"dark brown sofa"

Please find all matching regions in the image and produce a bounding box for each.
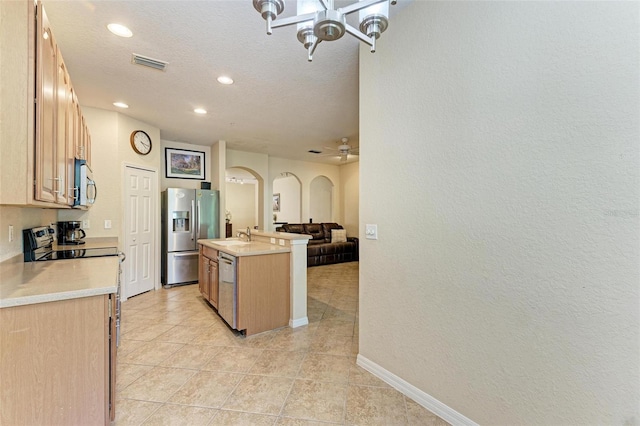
[275,223,359,267]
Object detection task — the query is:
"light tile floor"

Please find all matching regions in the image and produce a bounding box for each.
[116,262,450,425]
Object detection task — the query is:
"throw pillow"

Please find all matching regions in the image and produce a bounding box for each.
[331,229,347,243]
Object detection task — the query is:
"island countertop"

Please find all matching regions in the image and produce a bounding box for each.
[198,238,291,256]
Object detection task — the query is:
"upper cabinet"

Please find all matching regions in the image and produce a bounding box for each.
[0,0,91,208]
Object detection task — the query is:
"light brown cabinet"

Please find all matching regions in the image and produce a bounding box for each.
[198,245,290,336]
[0,0,91,207]
[0,293,117,425]
[199,245,219,309]
[236,252,290,335]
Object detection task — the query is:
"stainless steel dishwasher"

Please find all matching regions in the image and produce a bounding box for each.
[218,252,237,329]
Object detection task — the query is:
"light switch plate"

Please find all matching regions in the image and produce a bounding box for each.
[365,224,378,240]
[104,220,112,229]
[279,239,285,246]
[270,237,276,244]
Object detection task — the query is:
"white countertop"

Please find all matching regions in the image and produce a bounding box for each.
[198,238,291,256]
[0,237,120,308]
[0,256,119,308]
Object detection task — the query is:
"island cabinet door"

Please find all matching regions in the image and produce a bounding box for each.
[209,258,219,308]
[237,253,290,336]
[199,254,210,301]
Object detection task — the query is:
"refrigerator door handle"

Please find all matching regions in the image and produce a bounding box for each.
[197,199,201,239]
[191,200,196,241]
[172,252,200,258]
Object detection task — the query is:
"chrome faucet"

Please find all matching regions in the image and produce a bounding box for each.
[237,227,251,242]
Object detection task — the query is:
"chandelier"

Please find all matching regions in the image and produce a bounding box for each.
[253,0,396,61]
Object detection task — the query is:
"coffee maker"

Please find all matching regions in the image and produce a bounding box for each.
[57,221,86,245]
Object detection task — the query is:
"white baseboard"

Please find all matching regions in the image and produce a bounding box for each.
[289,316,309,328]
[356,354,478,426]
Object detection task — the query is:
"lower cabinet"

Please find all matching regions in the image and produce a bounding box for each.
[237,252,290,335]
[199,246,219,309]
[199,245,290,336]
[0,294,116,425]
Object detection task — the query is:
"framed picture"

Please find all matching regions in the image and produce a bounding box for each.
[273,193,281,212]
[165,148,205,180]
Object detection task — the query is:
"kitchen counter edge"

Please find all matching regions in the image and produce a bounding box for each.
[0,255,119,309]
[198,239,291,256]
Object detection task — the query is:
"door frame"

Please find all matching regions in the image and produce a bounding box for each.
[121,162,160,301]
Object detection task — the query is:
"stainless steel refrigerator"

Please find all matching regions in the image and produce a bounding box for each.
[161,188,219,287]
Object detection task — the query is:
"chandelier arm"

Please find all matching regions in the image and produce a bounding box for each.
[345,23,374,47]
[271,11,317,29]
[308,38,321,62]
[318,0,331,11]
[339,0,388,16]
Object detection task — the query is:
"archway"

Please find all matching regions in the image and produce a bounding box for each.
[225,167,262,235]
[273,172,302,225]
[309,175,333,223]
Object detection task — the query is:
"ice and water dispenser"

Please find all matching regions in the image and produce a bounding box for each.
[172,211,191,233]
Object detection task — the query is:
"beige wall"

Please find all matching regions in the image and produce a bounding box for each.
[359,1,639,424]
[161,139,212,191]
[339,161,359,237]
[268,156,342,228]
[226,150,352,231]
[273,175,301,224]
[0,207,57,262]
[57,107,161,239]
[225,181,257,233]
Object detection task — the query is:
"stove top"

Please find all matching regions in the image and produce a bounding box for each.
[23,226,120,262]
[35,247,120,261]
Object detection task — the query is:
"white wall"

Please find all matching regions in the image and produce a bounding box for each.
[359,2,639,424]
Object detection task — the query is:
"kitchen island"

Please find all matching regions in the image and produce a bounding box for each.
[198,230,311,335]
[0,244,119,425]
[198,239,290,335]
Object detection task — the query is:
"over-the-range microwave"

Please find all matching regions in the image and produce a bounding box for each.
[73,158,96,208]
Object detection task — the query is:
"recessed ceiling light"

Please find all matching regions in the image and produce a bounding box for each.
[217,76,234,85]
[107,23,133,38]
[194,108,207,115]
[113,102,129,108]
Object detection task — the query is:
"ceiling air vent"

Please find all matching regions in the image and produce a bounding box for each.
[131,53,168,71]
[308,149,322,154]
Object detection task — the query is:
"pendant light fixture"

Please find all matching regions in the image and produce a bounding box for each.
[253,0,396,61]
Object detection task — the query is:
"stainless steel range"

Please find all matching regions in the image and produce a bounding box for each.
[23,226,119,261]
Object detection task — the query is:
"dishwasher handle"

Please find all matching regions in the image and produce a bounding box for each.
[218,252,236,264]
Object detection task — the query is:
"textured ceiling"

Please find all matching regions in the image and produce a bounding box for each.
[39,0,406,165]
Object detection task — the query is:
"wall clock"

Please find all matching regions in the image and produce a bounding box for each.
[130,130,152,155]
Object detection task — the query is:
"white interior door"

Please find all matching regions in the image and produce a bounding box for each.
[124,166,156,298]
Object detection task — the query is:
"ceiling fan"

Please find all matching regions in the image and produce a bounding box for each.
[322,138,359,162]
